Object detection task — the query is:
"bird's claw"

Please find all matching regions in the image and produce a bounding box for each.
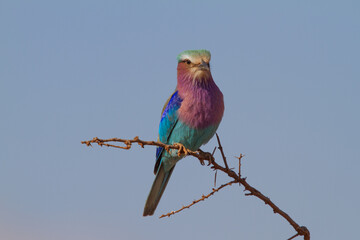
[173,143,188,156]
[199,158,205,166]
[197,149,214,166]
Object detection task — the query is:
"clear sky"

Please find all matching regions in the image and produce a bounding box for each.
[1,0,359,239]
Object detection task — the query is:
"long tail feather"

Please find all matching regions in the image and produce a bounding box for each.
[143,164,175,216]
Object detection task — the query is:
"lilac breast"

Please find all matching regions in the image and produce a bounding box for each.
[177,77,224,129]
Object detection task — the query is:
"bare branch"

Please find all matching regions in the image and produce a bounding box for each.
[159,180,237,218]
[215,133,229,169]
[82,136,206,160]
[81,136,310,240]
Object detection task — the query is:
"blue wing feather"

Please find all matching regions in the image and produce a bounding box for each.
[154,90,182,173]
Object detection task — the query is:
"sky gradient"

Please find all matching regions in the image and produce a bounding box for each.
[1,1,359,239]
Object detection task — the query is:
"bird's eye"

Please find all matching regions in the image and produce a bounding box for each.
[184,59,191,65]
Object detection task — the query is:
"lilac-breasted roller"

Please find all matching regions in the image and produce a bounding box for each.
[143,50,224,216]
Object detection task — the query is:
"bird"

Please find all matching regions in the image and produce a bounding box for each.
[143,49,224,216]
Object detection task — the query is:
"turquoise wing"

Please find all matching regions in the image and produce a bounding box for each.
[154,90,183,173]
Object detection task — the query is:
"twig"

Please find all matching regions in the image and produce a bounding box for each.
[81,136,310,240]
[215,133,229,169]
[211,146,217,157]
[288,233,300,240]
[236,154,243,177]
[212,147,217,187]
[235,154,244,186]
[159,180,237,218]
[214,170,217,187]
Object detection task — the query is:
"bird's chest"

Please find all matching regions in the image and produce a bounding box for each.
[178,90,222,129]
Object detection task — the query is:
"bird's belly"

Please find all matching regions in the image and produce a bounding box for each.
[161,121,218,171]
[168,120,219,151]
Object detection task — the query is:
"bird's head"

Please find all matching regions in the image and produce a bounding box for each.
[177,49,212,83]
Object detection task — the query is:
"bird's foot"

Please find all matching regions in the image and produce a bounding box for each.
[197,149,214,166]
[173,142,188,157]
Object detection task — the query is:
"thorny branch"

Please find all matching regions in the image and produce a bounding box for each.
[81,136,310,240]
[159,180,237,218]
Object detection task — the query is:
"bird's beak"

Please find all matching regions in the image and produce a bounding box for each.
[198,60,210,71]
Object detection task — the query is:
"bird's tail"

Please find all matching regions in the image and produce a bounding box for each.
[143,164,175,216]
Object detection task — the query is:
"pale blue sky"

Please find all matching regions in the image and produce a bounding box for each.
[1,1,359,239]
